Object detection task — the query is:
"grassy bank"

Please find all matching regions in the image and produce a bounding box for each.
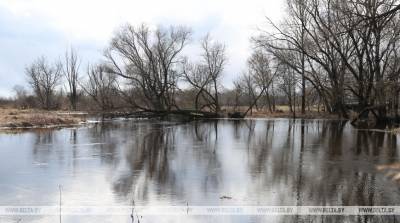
[0,106,342,130]
[0,108,86,129]
[224,106,342,120]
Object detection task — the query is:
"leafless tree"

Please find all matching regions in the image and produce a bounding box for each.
[200,34,226,113]
[305,0,400,121]
[13,85,29,108]
[234,50,278,116]
[25,56,62,110]
[80,64,119,111]
[182,34,226,113]
[234,72,257,115]
[254,0,400,124]
[104,23,191,111]
[277,63,298,114]
[255,0,309,114]
[62,47,80,110]
[248,50,277,112]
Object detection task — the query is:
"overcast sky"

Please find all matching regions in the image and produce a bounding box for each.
[0,0,285,97]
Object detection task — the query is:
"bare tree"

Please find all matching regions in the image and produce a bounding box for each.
[183,34,226,113]
[25,56,62,110]
[200,34,226,113]
[303,0,400,121]
[277,63,297,114]
[234,72,257,115]
[104,23,191,111]
[182,62,210,110]
[254,0,400,124]
[248,50,277,112]
[80,64,119,111]
[12,85,29,108]
[62,47,80,110]
[233,50,278,117]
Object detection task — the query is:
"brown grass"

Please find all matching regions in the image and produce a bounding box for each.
[222,106,342,119]
[0,108,85,129]
[391,128,400,134]
[377,163,400,182]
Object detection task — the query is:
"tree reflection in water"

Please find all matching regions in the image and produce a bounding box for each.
[18,119,400,222]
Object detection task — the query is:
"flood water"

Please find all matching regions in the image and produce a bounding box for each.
[0,119,400,223]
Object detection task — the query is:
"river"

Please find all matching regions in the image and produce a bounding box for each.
[0,119,399,222]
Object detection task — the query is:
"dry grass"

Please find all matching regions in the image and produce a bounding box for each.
[222,106,341,119]
[377,163,400,182]
[390,128,400,134]
[0,108,85,129]
[0,105,339,129]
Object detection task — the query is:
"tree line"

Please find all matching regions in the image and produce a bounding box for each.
[253,0,400,123]
[14,0,400,124]
[17,24,272,116]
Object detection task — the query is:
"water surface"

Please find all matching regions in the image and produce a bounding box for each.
[0,119,399,222]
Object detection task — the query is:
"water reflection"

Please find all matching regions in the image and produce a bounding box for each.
[114,125,176,199]
[0,119,400,222]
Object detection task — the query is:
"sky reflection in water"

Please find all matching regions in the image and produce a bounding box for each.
[0,119,400,222]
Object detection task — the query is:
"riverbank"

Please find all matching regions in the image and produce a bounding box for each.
[0,108,86,129]
[0,107,343,130]
[226,106,343,120]
[245,111,342,119]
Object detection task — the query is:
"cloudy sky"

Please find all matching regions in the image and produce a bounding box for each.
[0,0,285,97]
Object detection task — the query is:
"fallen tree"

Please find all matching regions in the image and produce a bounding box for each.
[101,109,222,121]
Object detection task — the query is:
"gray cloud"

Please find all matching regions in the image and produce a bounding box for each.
[0,0,284,97]
[0,8,105,97]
